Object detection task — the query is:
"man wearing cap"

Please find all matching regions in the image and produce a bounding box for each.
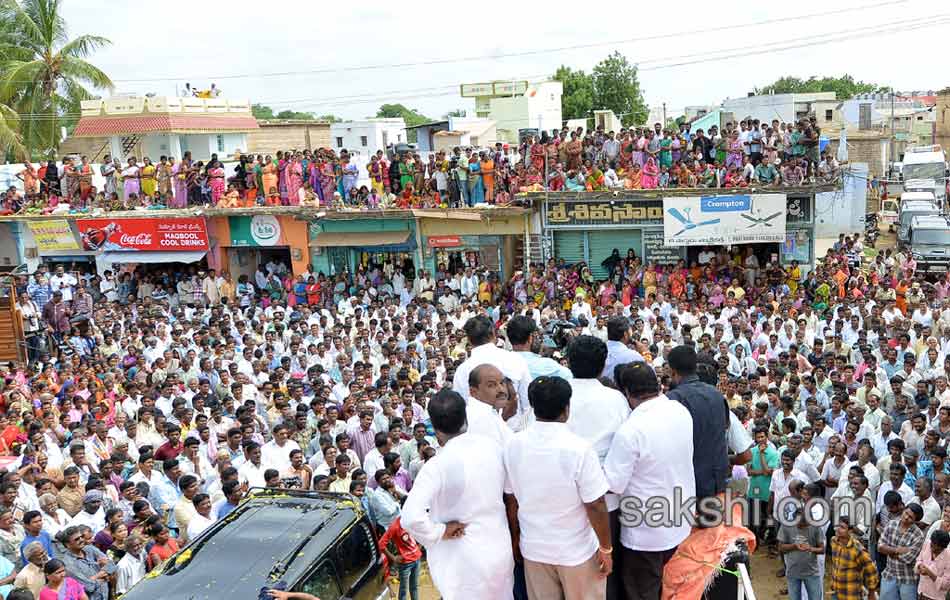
[67,490,105,532]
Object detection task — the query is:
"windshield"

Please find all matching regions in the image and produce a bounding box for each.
[913,228,950,245]
[903,162,946,181]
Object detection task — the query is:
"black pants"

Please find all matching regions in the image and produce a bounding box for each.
[620,546,678,600]
[607,510,623,600]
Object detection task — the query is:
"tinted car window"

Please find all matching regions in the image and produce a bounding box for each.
[336,522,376,593]
[298,560,342,599]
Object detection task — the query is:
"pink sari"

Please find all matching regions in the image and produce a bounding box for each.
[209,167,226,203]
[40,577,85,600]
[286,160,303,206]
[641,158,659,189]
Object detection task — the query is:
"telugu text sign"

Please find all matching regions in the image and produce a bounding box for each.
[663,194,787,247]
[27,219,79,251]
[545,200,664,227]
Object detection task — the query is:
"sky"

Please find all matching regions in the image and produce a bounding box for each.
[61,0,950,122]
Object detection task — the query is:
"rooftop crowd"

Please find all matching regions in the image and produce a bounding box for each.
[0,221,946,600]
[3,115,840,216]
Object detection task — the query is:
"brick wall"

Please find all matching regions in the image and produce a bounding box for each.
[246,121,331,154]
[824,133,887,177]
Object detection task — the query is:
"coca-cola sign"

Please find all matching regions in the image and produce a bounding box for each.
[77,218,209,252]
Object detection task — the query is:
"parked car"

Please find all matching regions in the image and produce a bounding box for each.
[120,489,388,600]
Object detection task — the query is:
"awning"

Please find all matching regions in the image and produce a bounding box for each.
[100,250,207,264]
[312,231,411,247]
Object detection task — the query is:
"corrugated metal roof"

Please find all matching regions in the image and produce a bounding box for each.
[73,114,259,137]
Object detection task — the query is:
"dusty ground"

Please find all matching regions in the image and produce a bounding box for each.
[391,546,788,599]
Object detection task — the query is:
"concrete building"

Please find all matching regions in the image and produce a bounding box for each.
[461,81,563,144]
[408,117,498,152]
[71,96,259,162]
[721,92,837,125]
[329,118,406,157]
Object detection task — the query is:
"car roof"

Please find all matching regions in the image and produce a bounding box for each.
[911,214,950,227]
[902,201,939,211]
[121,490,361,600]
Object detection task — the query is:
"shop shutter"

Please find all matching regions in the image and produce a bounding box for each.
[554,231,586,267]
[588,230,642,280]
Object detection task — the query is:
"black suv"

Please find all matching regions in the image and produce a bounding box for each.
[120,489,388,600]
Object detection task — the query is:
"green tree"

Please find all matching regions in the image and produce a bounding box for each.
[275,109,316,120]
[444,108,466,118]
[251,103,275,119]
[591,52,648,127]
[553,65,594,121]
[0,0,113,157]
[375,103,430,142]
[755,75,888,99]
[316,114,342,123]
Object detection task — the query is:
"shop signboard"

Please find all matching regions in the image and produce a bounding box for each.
[229,215,282,247]
[76,218,209,251]
[781,231,811,263]
[663,194,786,247]
[427,235,462,248]
[545,200,663,227]
[642,229,685,265]
[28,219,79,251]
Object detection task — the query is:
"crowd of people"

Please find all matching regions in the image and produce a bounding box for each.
[2,116,840,216]
[0,220,949,600]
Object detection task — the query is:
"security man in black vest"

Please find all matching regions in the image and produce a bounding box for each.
[665,345,731,525]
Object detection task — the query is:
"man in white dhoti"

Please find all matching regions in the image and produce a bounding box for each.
[401,389,515,600]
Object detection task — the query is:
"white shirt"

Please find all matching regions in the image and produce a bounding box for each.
[68,507,105,532]
[604,395,695,551]
[186,512,216,540]
[466,398,513,449]
[363,449,385,489]
[453,343,532,429]
[402,433,514,600]
[505,421,609,566]
[876,480,915,513]
[116,551,147,595]
[261,439,300,473]
[770,467,806,512]
[566,378,630,511]
[238,461,267,488]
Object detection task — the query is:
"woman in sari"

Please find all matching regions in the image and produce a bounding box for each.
[121,158,140,200]
[140,157,157,197]
[260,155,279,202]
[658,131,673,169]
[208,160,227,205]
[585,162,606,191]
[624,163,642,189]
[642,263,658,298]
[174,155,190,205]
[398,156,413,192]
[468,157,484,204]
[285,155,303,206]
[641,157,659,189]
[480,152,495,203]
[412,154,426,193]
[726,131,743,170]
[530,136,546,172]
[40,559,86,600]
[158,157,175,205]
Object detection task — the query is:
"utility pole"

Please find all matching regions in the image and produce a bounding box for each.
[662,102,667,126]
[890,91,895,172]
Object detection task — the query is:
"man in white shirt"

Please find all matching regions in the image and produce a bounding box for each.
[186,493,216,540]
[115,535,147,595]
[402,390,514,600]
[505,376,613,600]
[564,335,630,598]
[466,365,513,449]
[604,362,694,600]
[49,266,77,302]
[237,442,266,488]
[452,315,532,430]
[260,423,300,473]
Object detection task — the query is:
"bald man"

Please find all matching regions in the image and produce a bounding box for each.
[467,364,513,448]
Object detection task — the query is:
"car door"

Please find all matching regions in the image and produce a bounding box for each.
[295,559,343,600]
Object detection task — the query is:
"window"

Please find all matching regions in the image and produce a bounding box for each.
[824,110,833,122]
[335,523,375,594]
[216,135,225,152]
[336,137,344,148]
[360,136,368,147]
[296,560,341,599]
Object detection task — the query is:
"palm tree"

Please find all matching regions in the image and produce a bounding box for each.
[0,0,113,157]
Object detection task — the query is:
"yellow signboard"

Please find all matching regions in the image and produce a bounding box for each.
[28,219,79,251]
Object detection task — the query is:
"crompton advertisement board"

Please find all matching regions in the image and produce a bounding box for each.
[76,218,209,251]
[663,194,786,247]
